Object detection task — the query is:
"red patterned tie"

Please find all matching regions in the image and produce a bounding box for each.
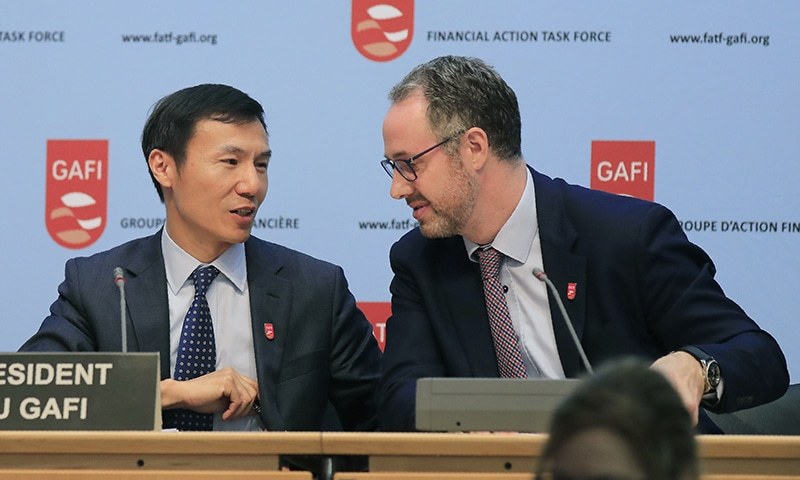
[477,247,527,378]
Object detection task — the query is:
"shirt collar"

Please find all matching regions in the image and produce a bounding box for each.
[161,229,247,294]
[464,168,538,264]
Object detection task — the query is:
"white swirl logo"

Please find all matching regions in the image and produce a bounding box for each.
[352,0,414,62]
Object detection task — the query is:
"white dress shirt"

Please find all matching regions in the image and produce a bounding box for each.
[161,230,261,431]
[464,169,566,379]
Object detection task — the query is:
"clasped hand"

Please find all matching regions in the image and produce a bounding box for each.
[160,367,260,421]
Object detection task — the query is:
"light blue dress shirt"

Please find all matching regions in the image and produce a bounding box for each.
[162,230,261,431]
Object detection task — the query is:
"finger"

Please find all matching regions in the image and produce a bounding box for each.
[235,374,259,408]
[223,375,259,420]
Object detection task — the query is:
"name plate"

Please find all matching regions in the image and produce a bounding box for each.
[0,352,160,430]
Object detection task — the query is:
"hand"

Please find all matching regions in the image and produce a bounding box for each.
[650,351,705,425]
[160,367,260,421]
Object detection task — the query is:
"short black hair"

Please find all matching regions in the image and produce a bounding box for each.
[141,84,267,202]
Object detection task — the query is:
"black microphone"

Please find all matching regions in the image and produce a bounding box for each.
[113,267,127,353]
[532,268,593,375]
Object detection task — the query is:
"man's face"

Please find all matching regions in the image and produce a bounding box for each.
[382,93,477,239]
[162,119,270,261]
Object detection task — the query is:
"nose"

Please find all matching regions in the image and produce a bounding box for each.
[236,164,265,197]
[389,170,413,200]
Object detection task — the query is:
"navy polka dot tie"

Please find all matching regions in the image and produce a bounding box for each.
[477,247,528,378]
[163,265,220,431]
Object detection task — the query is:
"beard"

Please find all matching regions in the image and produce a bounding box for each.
[417,155,478,239]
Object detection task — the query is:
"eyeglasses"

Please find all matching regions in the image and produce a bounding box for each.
[380,131,463,182]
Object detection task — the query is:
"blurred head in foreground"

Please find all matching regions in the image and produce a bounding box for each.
[536,359,699,480]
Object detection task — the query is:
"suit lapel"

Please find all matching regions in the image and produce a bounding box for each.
[436,238,500,377]
[122,232,171,379]
[533,169,588,378]
[245,239,289,431]
[114,234,290,428]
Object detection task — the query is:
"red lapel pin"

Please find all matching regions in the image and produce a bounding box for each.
[264,323,275,340]
[567,283,577,300]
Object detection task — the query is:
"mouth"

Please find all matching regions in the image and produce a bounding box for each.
[407,196,426,210]
[231,207,256,217]
[408,201,428,220]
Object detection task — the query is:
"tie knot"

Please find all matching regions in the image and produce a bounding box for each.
[191,265,220,297]
[477,247,502,279]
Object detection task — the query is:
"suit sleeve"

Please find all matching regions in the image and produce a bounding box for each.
[19,258,99,352]
[376,241,449,431]
[327,265,383,431]
[637,203,789,412]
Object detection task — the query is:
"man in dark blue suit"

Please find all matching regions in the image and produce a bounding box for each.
[21,84,382,433]
[377,56,788,432]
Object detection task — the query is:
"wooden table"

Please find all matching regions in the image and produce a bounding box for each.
[0,431,320,472]
[0,432,797,478]
[323,433,800,476]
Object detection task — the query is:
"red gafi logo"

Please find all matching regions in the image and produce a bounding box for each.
[352,0,414,62]
[591,140,655,201]
[358,301,391,351]
[45,139,108,249]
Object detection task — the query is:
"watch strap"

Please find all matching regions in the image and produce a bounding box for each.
[678,346,721,402]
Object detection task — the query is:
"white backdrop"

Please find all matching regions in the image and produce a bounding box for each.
[2,1,798,381]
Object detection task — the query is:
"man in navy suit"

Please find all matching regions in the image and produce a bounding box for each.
[377,56,788,432]
[21,84,382,433]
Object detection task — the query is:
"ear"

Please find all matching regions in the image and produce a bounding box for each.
[148,149,175,190]
[463,127,491,171]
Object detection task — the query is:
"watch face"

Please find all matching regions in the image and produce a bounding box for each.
[707,360,721,388]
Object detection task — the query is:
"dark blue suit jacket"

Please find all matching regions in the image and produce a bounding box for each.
[20,231,382,432]
[377,168,788,431]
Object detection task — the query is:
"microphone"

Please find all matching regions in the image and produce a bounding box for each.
[532,268,593,375]
[113,267,127,353]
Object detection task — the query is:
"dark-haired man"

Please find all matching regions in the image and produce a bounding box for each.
[21,84,382,432]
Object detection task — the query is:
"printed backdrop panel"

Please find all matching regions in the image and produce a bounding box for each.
[1,1,798,379]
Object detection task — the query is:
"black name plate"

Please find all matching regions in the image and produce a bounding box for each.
[0,352,160,430]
